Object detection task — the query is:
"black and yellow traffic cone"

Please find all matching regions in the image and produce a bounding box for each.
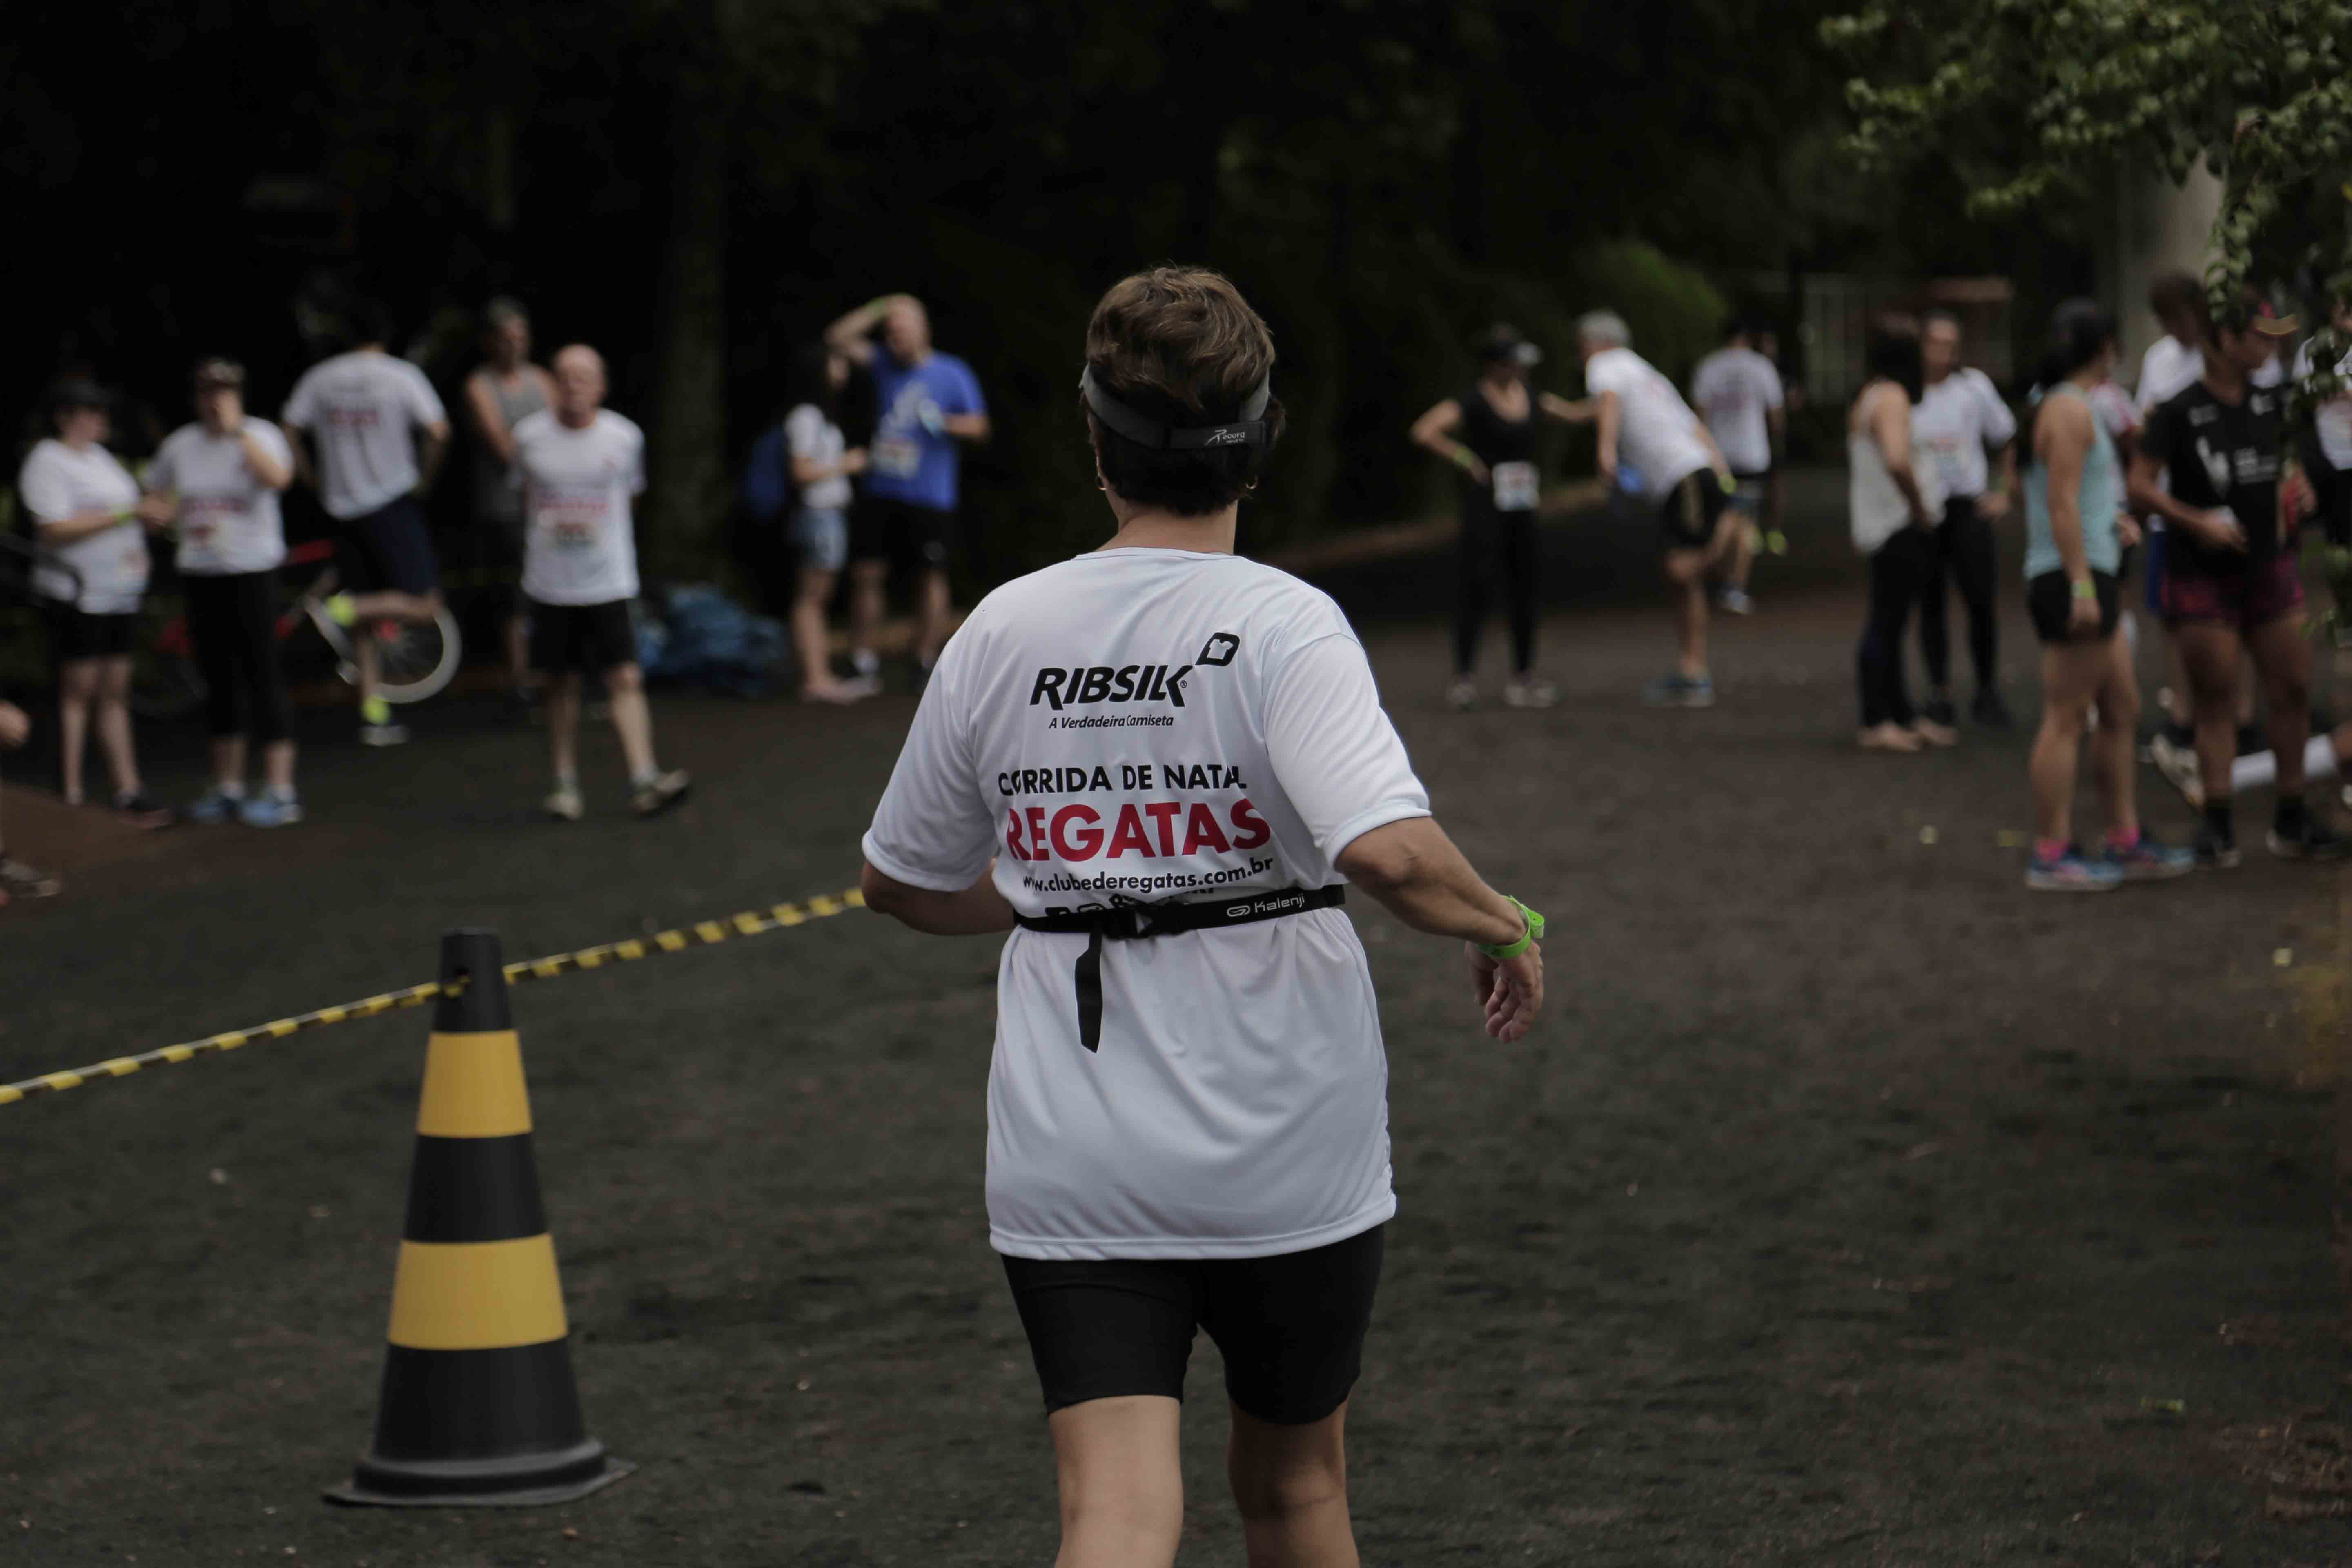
[326,930,631,1507]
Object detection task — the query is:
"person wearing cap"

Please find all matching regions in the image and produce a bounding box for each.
[1577,310,1740,707]
[463,298,556,708]
[2129,293,2346,866]
[1409,324,1590,710]
[18,379,174,826]
[146,359,302,826]
[860,265,1544,1568]
[823,293,989,680]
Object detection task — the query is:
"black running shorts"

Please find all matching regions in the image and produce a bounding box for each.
[528,597,637,674]
[855,496,957,571]
[1659,469,1730,551]
[47,606,138,662]
[1000,1223,1384,1425]
[339,496,441,597]
[2026,569,2121,644]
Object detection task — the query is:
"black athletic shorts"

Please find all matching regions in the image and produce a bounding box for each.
[339,495,441,597]
[48,606,138,662]
[528,597,637,674]
[1000,1223,1384,1425]
[1659,469,1730,551]
[2027,569,2121,644]
[856,496,956,570]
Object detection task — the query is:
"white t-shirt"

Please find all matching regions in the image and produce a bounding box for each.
[18,439,147,614]
[514,408,646,606]
[783,403,851,511]
[1913,368,2017,499]
[282,350,448,520]
[1689,346,1784,476]
[1586,346,1713,495]
[148,421,294,576]
[2294,338,2352,471]
[863,549,1432,1261]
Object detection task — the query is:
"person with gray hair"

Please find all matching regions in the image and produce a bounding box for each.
[1578,312,1738,706]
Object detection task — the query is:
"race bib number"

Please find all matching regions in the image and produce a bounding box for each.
[873,437,922,479]
[1492,460,1539,512]
[537,494,604,550]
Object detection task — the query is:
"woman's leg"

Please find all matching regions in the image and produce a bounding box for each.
[1229,1404,1356,1568]
[2175,621,2245,810]
[1049,1396,1185,1568]
[1917,516,1956,699]
[56,656,97,804]
[791,565,847,697]
[236,573,297,795]
[188,576,247,789]
[2087,628,2142,841]
[1858,533,1924,730]
[1452,512,1493,677]
[94,655,142,799]
[1951,498,2001,696]
[1503,514,1539,676]
[2029,640,2104,844]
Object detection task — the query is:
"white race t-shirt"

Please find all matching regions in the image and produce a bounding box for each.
[863,549,1432,1261]
[18,439,147,613]
[148,421,294,576]
[2294,338,2352,472]
[1586,346,1713,495]
[514,408,646,606]
[1689,346,1784,476]
[1912,368,2017,500]
[281,350,448,520]
[783,403,851,511]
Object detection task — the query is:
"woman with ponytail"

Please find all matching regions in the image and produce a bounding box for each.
[2021,300,2192,890]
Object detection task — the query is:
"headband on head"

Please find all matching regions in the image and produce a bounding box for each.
[1080,366,1271,450]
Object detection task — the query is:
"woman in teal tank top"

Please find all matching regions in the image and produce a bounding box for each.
[2021,299,2193,891]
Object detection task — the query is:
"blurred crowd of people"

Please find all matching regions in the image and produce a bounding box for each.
[0,289,987,904]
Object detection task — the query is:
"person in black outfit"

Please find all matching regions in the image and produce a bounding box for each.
[1409,324,1592,710]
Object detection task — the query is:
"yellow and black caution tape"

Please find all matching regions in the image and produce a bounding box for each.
[0,886,865,1108]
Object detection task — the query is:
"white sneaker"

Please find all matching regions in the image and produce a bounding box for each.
[544,782,585,822]
[1446,678,1479,711]
[359,722,409,748]
[632,769,691,818]
[1503,676,1559,709]
[1717,588,1755,615]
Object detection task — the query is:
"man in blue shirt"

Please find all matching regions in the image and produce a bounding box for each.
[825,293,990,675]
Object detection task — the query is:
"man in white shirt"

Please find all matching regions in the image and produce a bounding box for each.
[511,345,688,821]
[860,266,1544,1568]
[281,300,451,746]
[1581,311,1737,706]
[1690,321,1785,615]
[1913,311,2019,730]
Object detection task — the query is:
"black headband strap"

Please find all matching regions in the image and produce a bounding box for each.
[1080,366,1270,450]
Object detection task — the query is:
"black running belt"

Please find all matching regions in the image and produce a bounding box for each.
[1013,886,1345,1052]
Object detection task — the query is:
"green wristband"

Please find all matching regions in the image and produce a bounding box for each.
[1479,896,1545,960]
[2070,577,2096,600]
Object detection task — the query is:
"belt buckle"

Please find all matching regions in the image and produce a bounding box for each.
[1104,900,1162,940]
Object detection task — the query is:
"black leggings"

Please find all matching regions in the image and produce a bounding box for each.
[185,571,291,744]
[1918,494,1998,695]
[1858,527,1937,727]
[1454,505,1538,675]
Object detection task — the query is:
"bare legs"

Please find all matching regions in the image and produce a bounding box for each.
[2029,627,2138,845]
[848,559,887,676]
[56,655,142,806]
[845,560,953,675]
[1046,1396,1357,1568]
[345,589,442,710]
[791,566,862,701]
[545,664,657,785]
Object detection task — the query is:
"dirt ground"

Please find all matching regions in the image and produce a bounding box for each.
[7,482,2352,1565]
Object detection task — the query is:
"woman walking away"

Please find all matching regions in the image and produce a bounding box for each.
[2021,301,2194,891]
[772,343,871,702]
[861,265,1544,1568]
[20,379,174,825]
[1849,318,1949,752]
[147,359,303,825]
[1410,324,1590,710]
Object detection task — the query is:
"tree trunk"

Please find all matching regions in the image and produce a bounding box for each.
[644,79,730,581]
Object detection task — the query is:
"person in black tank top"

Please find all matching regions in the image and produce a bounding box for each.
[1410,324,1595,709]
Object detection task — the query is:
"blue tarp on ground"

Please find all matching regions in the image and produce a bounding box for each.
[635,584,787,698]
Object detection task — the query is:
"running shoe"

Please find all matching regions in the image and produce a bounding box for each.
[238,793,303,829]
[2105,833,2194,881]
[186,786,243,825]
[359,722,410,748]
[1446,678,1479,711]
[112,791,175,829]
[2147,733,2205,807]
[2268,815,2352,861]
[1913,717,1959,748]
[2192,822,2242,869]
[0,856,60,900]
[633,770,691,818]
[2025,844,2123,892]
[1503,676,1559,709]
[545,782,585,822]
[1971,688,2015,730]
[1922,693,1957,728]
[1644,673,1716,708]
[1716,588,1755,615]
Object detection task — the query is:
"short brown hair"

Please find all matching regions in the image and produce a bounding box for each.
[2148,270,2207,330]
[1082,266,1286,516]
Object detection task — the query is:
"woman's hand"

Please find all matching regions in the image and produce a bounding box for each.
[2189,506,2248,551]
[841,447,869,477]
[2116,510,2143,550]
[134,494,177,529]
[1466,941,1543,1042]
[2066,577,2102,636]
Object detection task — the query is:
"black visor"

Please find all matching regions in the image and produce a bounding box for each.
[1080,367,1271,450]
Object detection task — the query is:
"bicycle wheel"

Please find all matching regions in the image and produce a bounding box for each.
[365,608,463,703]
